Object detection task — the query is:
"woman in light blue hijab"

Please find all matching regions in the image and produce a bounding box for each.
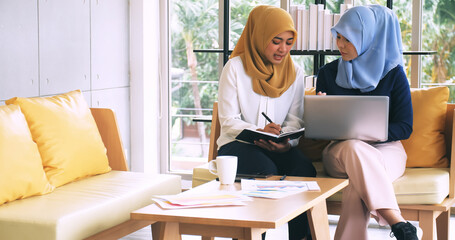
[332,5,404,92]
[316,5,418,240]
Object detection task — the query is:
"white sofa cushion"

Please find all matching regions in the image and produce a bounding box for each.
[393,167,449,204]
[193,161,449,204]
[0,171,181,240]
[313,162,449,204]
[192,163,217,188]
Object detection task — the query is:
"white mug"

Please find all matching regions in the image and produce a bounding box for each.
[208,155,238,185]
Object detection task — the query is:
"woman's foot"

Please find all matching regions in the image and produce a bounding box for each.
[390,221,421,240]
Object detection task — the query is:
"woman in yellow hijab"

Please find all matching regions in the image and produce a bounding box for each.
[217,5,315,240]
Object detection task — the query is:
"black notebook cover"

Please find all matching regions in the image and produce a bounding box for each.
[235,128,305,143]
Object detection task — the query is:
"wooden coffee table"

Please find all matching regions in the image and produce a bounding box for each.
[131,176,348,240]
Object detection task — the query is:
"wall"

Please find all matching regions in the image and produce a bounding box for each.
[128,0,163,174]
[0,0,131,164]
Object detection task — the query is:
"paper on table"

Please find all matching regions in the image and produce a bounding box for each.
[241,179,320,199]
[152,193,251,210]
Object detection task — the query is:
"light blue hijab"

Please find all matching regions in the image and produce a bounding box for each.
[331,5,404,92]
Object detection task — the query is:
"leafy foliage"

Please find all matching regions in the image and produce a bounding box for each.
[435,0,455,25]
[170,0,455,149]
[171,0,219,118]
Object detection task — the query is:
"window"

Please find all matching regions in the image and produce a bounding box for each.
[168,0,220,174]
[421,0,455,100]
[163,0,454,175]
[167,0,281,175]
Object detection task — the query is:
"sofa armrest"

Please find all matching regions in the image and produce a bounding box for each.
[90,108,128,171]
[449,107,455,198]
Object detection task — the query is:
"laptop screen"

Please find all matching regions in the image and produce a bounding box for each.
[303,95,389,141]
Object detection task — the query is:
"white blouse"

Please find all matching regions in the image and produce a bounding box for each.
[217,56,306,149]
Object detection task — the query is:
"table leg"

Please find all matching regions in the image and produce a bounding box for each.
[241,228,263,240]
[151,222,181,240]
[201,237,215,240]
[307,200,330,240]
[180,222,264,240]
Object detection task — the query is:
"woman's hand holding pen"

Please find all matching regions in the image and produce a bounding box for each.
[260,123,282,135]
[256,111,290,152]
[261,112,283,134]
[255,123,290,152]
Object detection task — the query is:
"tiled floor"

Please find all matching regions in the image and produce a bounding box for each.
[121,214,455,240]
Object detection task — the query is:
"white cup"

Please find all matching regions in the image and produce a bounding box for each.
[208,156,238,185]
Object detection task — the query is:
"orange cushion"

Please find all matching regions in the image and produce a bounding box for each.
[305,87,316,95]
[402,86,449,167]
[6,90,111,187]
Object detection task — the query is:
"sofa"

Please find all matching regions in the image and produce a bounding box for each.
[0,90,181,240]
[192,86,455,240]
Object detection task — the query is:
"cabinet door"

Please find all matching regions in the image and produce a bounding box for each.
[39,0,90,95]
[91,87,131,164]
[91,0,129,90]
[0,0,39,100]
[82,91,92,107]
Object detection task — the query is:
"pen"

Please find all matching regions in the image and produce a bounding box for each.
[280,175,286,181]
[261,112,274,123]
[261,112,283,134]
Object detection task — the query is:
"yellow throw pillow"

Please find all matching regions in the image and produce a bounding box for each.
[402,86,449,167]
[6,90,111,187]
[0,105,54,205]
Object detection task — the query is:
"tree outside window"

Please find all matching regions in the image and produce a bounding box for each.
[168,0,455,173]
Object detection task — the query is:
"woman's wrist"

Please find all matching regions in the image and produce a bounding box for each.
[275,141,291,153]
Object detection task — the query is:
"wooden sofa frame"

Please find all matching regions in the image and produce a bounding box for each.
[206,102,455,240]
[84,108,155,240]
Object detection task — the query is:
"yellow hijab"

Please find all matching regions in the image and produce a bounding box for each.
[230,5,297,98]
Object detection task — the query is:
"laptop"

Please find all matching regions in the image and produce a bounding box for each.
[303,95,389,141]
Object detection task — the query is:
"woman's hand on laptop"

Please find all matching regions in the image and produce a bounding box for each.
[254,138,291,153]
[317,91,327,95]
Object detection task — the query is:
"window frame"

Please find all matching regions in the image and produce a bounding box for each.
[160,0,425,176]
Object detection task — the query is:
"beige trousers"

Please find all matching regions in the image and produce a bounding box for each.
[322,140,407,240]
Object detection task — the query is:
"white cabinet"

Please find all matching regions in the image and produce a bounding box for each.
[91,0,129,89]
[0,0,130,164]
[91,87,131,165]
[38,0,91,95]
[82,91,92,107]
[0,0,39,100]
